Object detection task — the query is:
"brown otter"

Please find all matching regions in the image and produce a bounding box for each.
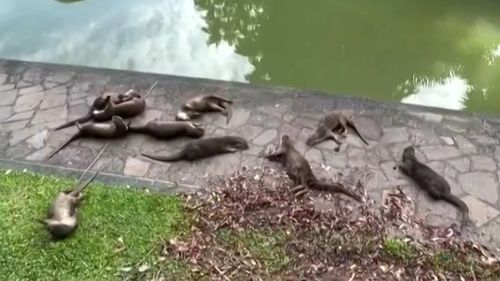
[140,136,248,162]
[47,115,130,159]
[398,146,474,228]
[128,120,205,139]
[37,171,99,240]
[175,95,233,124]
[263,135,362,202]
[54,89,145,131]
[306,112,369,150]
[37,142,110,241]
[90,89,145,121]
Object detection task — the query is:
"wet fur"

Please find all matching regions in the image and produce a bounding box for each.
[48,116,129,159]
[398,146,473,228]
[38,172,99,240]
[54,89,144,130]
[141,136,248,162]
[91,89,145,121]
[175,95,233,124]
[54,91,134,131]
[263,135,362,202]
[306,112,369,149]
[128,120,205,139]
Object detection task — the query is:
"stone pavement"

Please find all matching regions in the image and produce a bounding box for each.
[0,59,500,249]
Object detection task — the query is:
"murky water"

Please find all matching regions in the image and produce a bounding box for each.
[1,0,500,115]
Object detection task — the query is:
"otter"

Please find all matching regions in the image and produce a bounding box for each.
[37,171,99,240]
[306,112,369,150]
[47,115,130,159]
[175,95,233,124]
[398,146,474,228]
[263,135,362,202]
[90,89,145,121]
[128,120,205,139]
[54,90,139,131]
[37,142,110,241]
[140,136,248,162]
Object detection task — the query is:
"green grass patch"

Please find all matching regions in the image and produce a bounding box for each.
[0,169,190,281]
[216,229,291,272]
[382,238,417,261]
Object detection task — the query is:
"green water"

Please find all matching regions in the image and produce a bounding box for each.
[1,0,500,115]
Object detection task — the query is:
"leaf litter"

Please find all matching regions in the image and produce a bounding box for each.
[159,166,500,281]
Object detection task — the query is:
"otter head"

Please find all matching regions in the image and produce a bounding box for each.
[279,135,293,147]
[228,136,249,150]
[93,95,111,110]
[402,146,416,160]
[119,89,141,101]
[92,95,112,115]
[37,218,76,240]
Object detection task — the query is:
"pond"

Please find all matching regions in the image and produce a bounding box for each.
[1,0,500,116]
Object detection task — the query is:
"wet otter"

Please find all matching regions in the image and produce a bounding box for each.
[37,171,99,240]
[141,136,249,162]
[54,89,141,131]
[47,115,130,159]
[128,120,205,139]
[306,112,369,150]
[263,135,362,202]
[398,145,474,228]
[175,95,233,124]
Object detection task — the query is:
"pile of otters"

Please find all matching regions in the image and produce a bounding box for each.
[37,83,474,241]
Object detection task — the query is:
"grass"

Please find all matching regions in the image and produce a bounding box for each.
[382,238,417,261]
[0,169,189,281]
[216,229,291,272]
[2,167,500,280]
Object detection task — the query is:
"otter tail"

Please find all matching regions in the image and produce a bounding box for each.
[47,132,81,160]
[347,120,369,145]
[141,150,185,162]
[309,179,362,202]
[53,115,91,131]
[442,193,473,227]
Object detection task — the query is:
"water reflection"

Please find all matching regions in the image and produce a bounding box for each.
[0,0,254,82]
[0,0,500,115]
[400,72,470,110]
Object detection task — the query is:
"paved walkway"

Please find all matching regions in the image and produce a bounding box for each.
[0,59,499,249]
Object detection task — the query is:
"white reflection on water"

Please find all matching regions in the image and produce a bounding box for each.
[400,72,471,111]
[494,45,500,57]
[492,45,500,62]
[0,0,254,82]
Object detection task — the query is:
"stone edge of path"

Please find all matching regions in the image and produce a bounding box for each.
[0,156,199,194]
[3,58,499,122]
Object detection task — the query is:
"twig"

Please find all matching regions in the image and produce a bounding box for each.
[209,260,230,281]
[77,141,110,182]
[470,265,476,281]
[144,80,159,99]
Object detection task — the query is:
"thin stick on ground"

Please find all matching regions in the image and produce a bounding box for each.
[77,141,110,182]
[144,80,159,99]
